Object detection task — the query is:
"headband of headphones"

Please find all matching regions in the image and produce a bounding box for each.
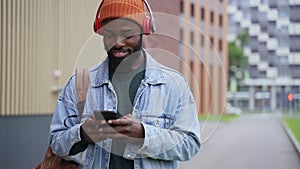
[93,0,156,35]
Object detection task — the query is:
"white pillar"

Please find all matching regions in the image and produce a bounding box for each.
[249,86,255,110]
[271,86,277,111]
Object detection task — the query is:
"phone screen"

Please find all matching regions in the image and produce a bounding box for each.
[94,110,119,121]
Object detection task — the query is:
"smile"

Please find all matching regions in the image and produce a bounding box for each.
[111,49,130,58]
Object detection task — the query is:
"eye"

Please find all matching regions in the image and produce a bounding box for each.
[124,34,134,39]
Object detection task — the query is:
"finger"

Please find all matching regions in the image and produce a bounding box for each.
[84,118,106,128]
[88,115,105,124]
[94,120,109,128]
[84,126,118,142]
[108,119,130,126]
[83,122,113,135]
[83,125,103,134]
[119,114,132,119]
[119,114,136,121]
[98,125,118,133]
[90,114,96,120]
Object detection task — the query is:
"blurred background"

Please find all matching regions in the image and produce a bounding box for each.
[0,0,299,168]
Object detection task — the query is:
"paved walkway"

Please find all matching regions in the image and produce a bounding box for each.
[180,113,300,169]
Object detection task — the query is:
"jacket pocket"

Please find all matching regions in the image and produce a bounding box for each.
[140,112,174,129]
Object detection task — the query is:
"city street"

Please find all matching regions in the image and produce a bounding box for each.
[180,113,300,169]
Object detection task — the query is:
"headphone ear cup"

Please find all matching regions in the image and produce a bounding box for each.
[94,1,104,35]
[143,16,152,35]
[94,18,104,35]
[93,19,99,32]
[96,22,104,35]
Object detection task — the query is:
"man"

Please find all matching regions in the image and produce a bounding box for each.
[49,0,201,168]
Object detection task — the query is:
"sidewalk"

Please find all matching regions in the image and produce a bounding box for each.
[180,113,300,169]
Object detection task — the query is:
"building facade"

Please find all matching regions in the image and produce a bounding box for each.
[146,0,229,114]
[1,0,228,116]
[0,0,105,116]
[228,0,300,111]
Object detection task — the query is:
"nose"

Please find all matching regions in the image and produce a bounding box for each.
[113,36,126,49]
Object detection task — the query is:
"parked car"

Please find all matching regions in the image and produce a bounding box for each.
[225,103,242,115]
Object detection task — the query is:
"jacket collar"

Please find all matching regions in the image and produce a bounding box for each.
[91,49,166,87]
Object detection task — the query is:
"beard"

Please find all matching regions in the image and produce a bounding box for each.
[107,36,143,72]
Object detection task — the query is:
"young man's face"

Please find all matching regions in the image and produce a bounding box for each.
[102,18,143,59]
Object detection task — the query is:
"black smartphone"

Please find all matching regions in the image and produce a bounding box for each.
[94,110,120,121]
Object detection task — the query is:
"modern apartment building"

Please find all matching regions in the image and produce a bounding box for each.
[228,0,300,111]
[147,0,229,114]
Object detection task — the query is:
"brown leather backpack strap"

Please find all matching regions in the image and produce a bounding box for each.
[35,69,89,169]
[75,68,89,120]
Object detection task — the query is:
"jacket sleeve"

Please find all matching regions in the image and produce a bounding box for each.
[125,80,201,161]
[49,76,95,168]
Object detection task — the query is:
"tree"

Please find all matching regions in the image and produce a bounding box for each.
[228,31,249,89]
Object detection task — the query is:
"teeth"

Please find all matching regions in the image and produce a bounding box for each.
[113,51,128,57]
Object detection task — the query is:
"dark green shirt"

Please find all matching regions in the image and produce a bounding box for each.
[109,62,145,169]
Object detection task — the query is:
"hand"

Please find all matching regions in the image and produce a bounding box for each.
[80,115,119,143]
[107,114,145,143]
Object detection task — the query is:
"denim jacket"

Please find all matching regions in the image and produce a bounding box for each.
[50,50,201,169]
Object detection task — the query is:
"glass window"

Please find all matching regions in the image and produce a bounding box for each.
[259,12,267,20]
[191,31,194,45]
[179,28,183,41]
[278,7,289,18]
[210,37,214,47]
[191,3,194,17]
[279,56,287,64]
[230,0,237,5]
[201,8,205,20]
[261,0,269,4]
[260,71,266,77]
[261,26,267,33]
[210,11,214,23]
[260,55,267,62]
[201,35,204,47]
[180,0,184,13]
[278,36,289,47]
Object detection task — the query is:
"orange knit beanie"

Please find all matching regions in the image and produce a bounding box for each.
[99,0,146,27]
